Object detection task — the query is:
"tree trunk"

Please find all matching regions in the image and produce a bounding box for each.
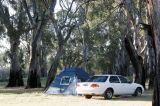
[146,0,160,105]
[141,65,146,89]
[152,55,160,106]
[152,75,160,106]
[146,27,155,89]
[148,48,156,89]
[45,47,63,89]
[143,25,156,89]
[26,43,41,88]
[7,35,24,87]
[27,15,45,88]
[149,71,155,89]
[40,44,47,77]
[0,1,24,87]
[124,37,142,84]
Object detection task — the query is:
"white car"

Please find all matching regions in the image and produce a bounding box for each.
[76,75,144,99]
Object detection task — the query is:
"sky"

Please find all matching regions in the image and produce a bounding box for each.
[0,38,9,52]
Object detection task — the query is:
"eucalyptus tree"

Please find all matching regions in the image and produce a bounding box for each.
[22,0,57,88]
[122,0,156,88]
[39,26,56,77]
[146,0,160,105]
[82,1,151,88]
[61,31,84,68]
[0,0,30,87]
[43,0,79,88]
[80,0,130,75]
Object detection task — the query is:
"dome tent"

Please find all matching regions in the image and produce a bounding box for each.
[46,67,90,95]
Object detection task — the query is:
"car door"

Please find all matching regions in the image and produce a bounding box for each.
[109,76,122,95]
[118,76,133,94]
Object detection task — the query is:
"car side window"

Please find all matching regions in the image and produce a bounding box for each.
[109,76,120,83]
[118,76,128,83]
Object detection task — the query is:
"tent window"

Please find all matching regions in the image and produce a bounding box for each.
[60,76,71,85]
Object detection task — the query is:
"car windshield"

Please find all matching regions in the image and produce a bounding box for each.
[87,76,108,82]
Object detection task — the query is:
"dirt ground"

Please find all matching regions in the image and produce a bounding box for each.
[0,88,152,106]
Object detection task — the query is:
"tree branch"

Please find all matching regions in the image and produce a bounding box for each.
[22,0,34,25]
[32,11,46,47]
[0,2,13,31]
[64,25,75,43]
[62,0,75,24]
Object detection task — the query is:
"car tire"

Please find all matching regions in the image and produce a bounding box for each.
[133,87,142,97]
[85,95,92,99]
[104,89,113,100]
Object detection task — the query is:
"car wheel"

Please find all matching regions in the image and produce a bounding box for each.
[85,95,92,99]
[104,89,113,100]
[133,88,142,97]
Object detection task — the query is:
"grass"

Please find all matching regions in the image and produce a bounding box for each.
[0,88,152,106]
[0,87,44,94]
[0,88,152,100]
[0,77,47,88]
[0,81,8,88]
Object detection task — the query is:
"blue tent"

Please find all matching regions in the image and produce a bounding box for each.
[46,68,90,95]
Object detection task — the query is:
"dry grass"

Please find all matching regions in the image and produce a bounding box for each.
[0,88,152,106]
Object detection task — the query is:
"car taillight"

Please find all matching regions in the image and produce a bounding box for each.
[90,84,99,88]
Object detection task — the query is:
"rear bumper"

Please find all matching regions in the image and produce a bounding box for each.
[76,89,104,96]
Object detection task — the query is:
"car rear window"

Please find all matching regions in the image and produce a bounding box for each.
[87,76,108,82]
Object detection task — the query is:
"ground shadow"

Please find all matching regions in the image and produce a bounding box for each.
[0,87,44,94]
[91,90,152,102]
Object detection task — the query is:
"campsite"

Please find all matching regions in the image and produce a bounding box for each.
[0,70,153,106]
[0,0,159,106]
